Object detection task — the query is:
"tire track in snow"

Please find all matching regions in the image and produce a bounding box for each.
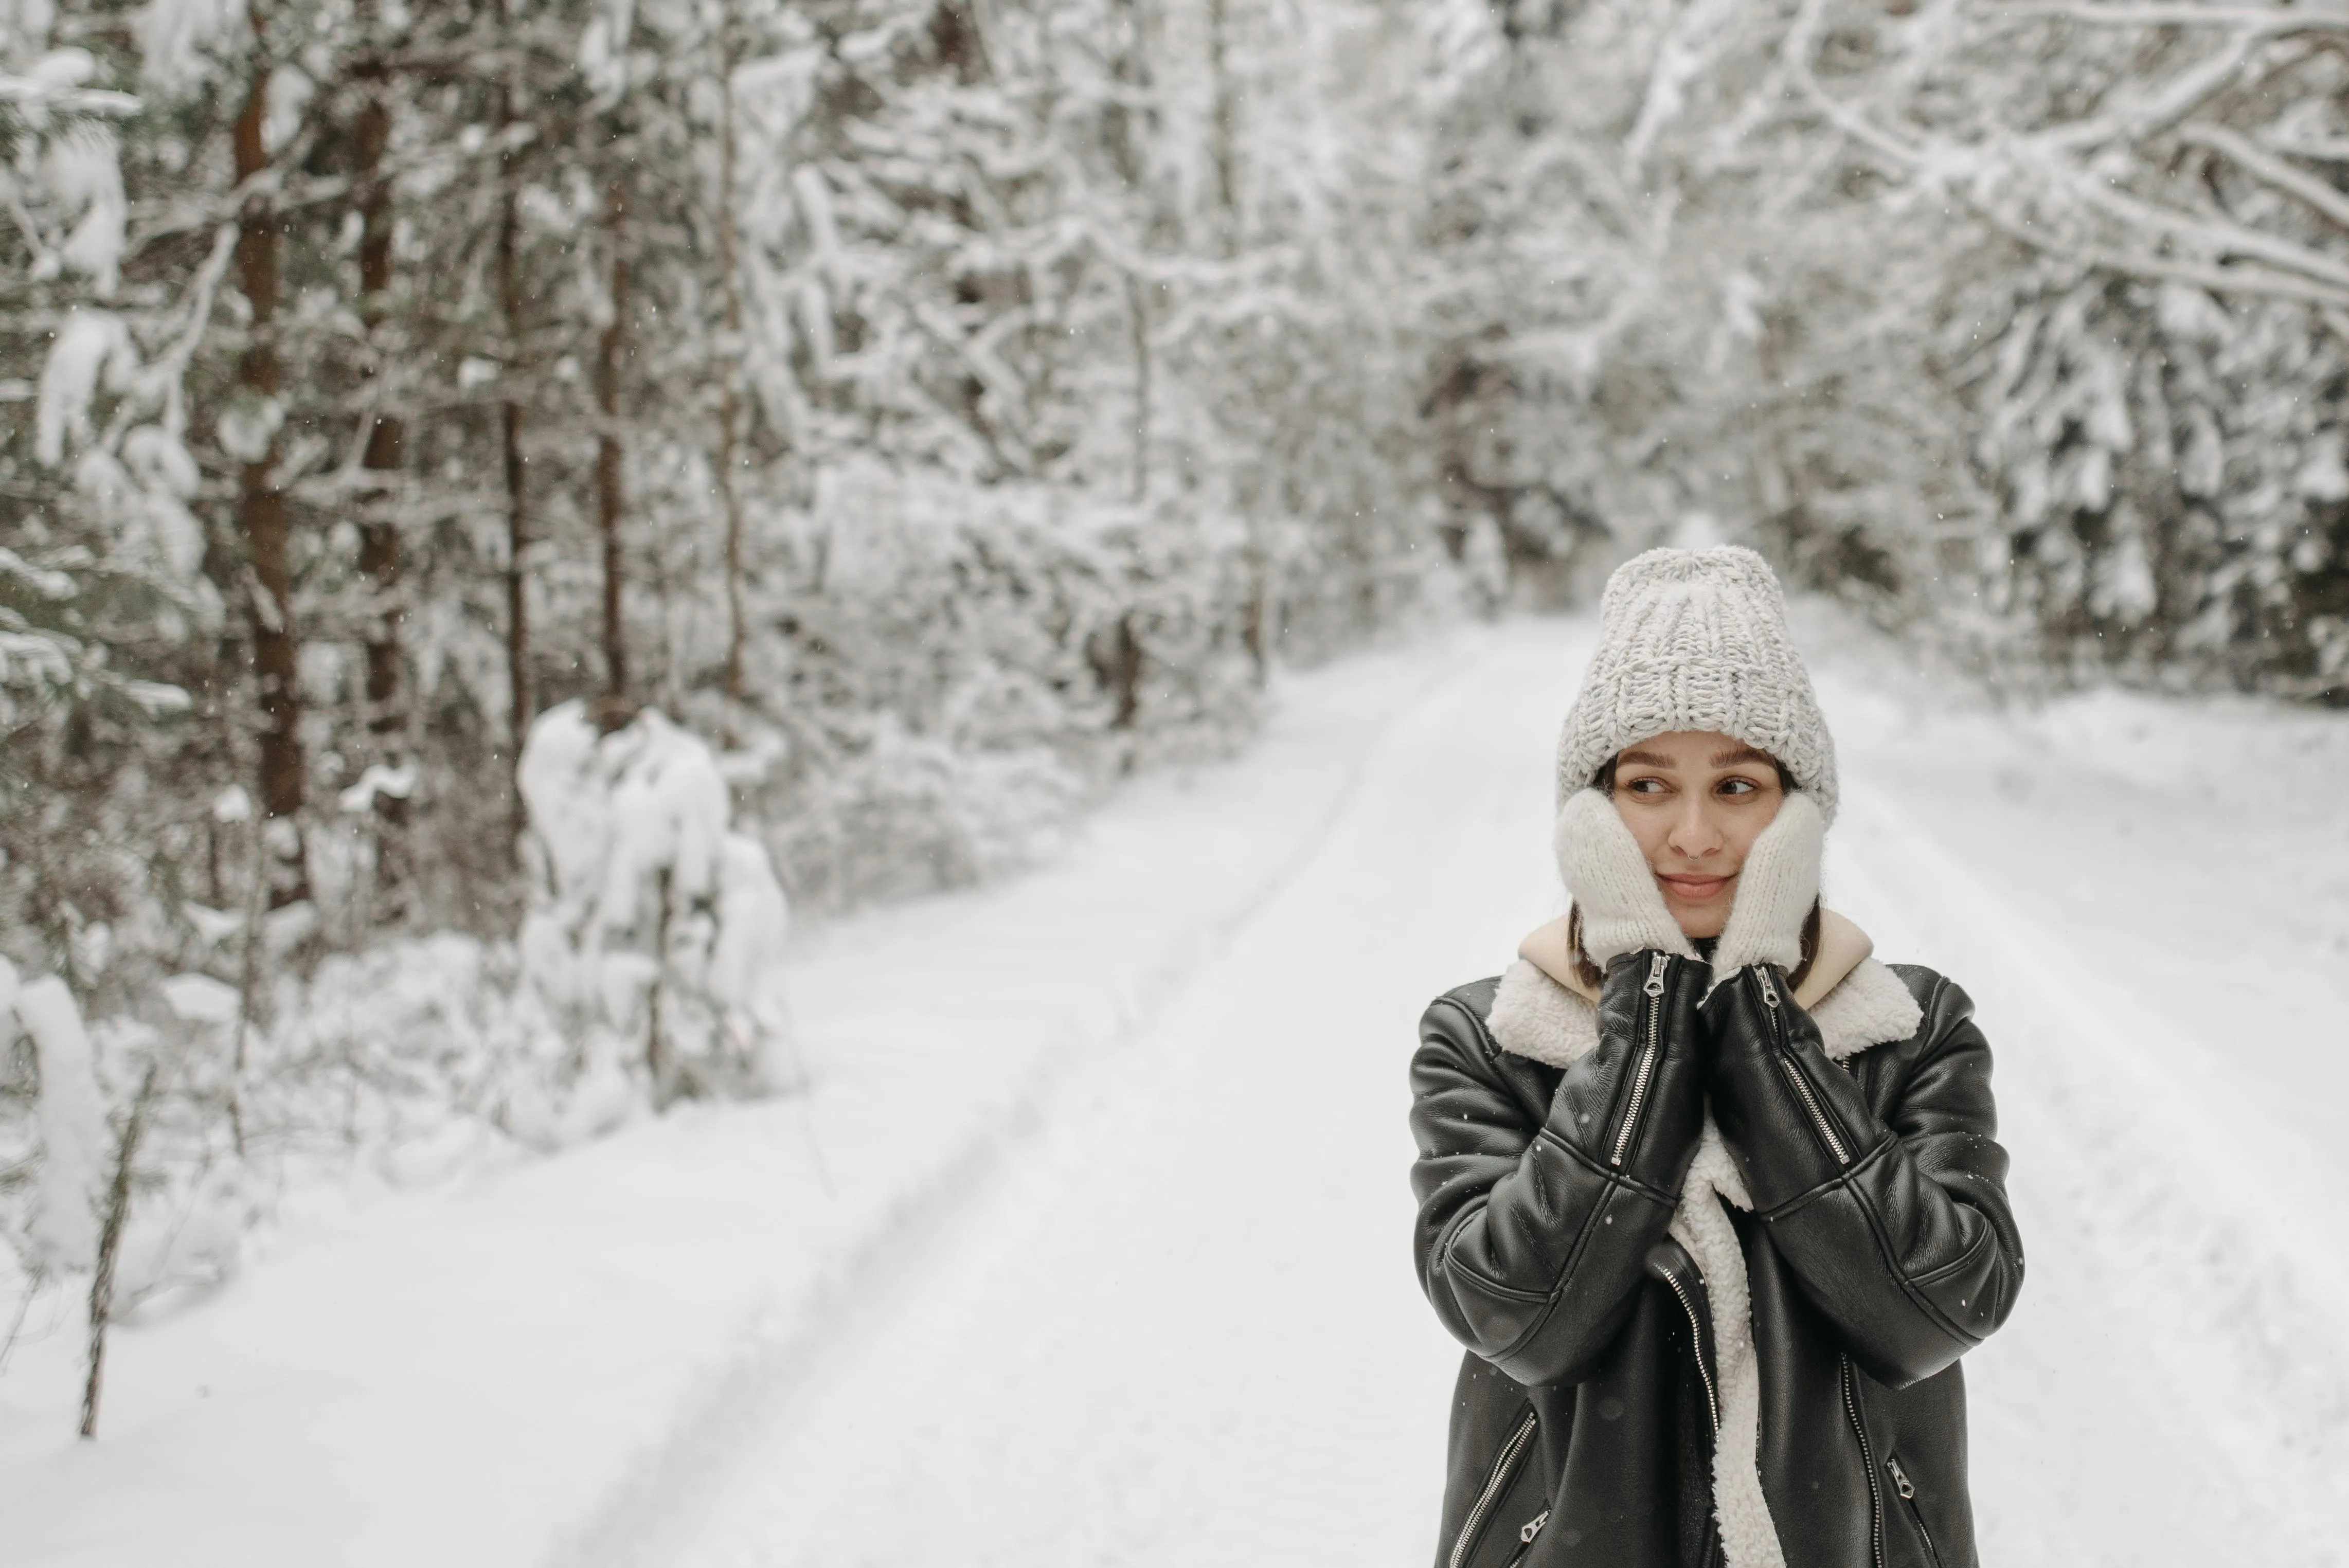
[1832,781,2347,1567]
[548,624,1574,1568]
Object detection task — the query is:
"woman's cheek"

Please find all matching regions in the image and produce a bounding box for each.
[1611,801,1659,862]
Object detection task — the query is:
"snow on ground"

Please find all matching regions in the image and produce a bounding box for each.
[1807,627,2349,1568]
[4,612,2346,1566]
[0,626,1505,1567]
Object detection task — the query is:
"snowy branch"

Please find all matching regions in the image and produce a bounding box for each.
[2175,121,2349,235]
[1986,2,2349,29]
[2060,165,2349,289]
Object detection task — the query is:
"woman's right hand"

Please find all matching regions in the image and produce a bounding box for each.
[1409,948,1712,1385]
[1554,786,1695,968]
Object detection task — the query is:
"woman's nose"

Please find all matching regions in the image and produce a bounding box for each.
[1666,801,1720,859]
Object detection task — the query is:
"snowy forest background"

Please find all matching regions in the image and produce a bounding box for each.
[7,0,2349,1425]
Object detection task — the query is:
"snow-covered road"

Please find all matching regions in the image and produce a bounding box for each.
[561,617,1567,1568]
[562,616,2349,1568]
[7,614,2344,1566]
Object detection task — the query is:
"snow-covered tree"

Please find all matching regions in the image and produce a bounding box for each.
[5,0,1478,1412]
[1426,0,2349,691]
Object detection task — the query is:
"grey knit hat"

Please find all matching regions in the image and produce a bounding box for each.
[1555,545,1838,822]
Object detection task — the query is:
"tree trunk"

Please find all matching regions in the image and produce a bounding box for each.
[1126,274,1150,503]
[596,173,631,724]
[1097,611,1142,730]
[716,1,748,713]
[1206,0,1239,259]
[1103,0,1149,189]
[353,32,410,922]
[502,394,531,790]
[645,865,675,1105]
[495,31,532,849]
[80,1059,160,1440]
[1241,542,1268,681]
[233,54,310,909]
[1203,0,1268,681]
[1106,0,1153,504]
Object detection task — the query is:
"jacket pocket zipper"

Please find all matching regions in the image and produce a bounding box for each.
[1498,1508,1550,1567]
[1449,1408,1539,1568]
[1659,1265,1719,1432]
[1611,954,1671,1167]
[1841,1357,1886,1568]
[1756,969,1849,1166]
[1886,1456,1944,1568]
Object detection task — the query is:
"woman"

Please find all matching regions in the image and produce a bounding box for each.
[1409,547,2022,1568]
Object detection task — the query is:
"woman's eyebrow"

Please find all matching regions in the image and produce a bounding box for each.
[1710,745,1777,768]
[1617,748,1675,768]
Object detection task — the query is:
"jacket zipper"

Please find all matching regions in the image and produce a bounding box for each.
[1886,1456,1944,1568]
[1756,970,1849,1165]
[1611,954,1671,1166]
[1659,1265,1720,1432]
[1448,1408,1539,1568]
[1841,1357,1886,1568]
[1498,1508,1550,1568]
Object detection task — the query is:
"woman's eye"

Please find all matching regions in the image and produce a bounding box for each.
[1719,778,1755,796]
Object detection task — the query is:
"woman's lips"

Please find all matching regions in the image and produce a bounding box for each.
[1658,873,1732,900]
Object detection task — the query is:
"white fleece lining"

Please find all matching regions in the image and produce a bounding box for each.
[1484,951,1922,1568]
[1809,960,1926,1066]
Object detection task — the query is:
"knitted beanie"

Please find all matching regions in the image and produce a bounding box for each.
[1555,546,1839,822]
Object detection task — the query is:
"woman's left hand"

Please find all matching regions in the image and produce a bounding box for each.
[1709,789,1824,989]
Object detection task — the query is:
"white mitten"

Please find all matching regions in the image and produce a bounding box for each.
[1711,790,1824,986]
[1555,787,1696,969]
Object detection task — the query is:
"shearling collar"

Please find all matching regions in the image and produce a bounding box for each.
[1489,907,1923,1070]
[1514,906,1874,1011]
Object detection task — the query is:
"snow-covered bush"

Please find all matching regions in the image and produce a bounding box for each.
[516,702,795,1126]
[5,952,270,1322]
[0,960,110,1281]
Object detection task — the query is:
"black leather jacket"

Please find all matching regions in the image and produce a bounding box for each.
[1409,953,2022,1568]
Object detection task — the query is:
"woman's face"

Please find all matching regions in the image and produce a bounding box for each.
[1610,730,1786,940]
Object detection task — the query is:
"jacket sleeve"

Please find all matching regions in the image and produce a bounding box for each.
[1408,952,1708,1386]
[1703,966,2024,1388]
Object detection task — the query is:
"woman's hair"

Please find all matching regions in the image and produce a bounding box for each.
[1569,752,1819,993]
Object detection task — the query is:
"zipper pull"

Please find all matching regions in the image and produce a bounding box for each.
[1756,969,1780,1008]
[1519,1509,1550,1545]
[1886,1456,1916,1499]
[1644,952,1669,997]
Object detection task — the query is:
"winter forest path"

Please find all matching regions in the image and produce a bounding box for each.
[6,618,2342,1567]
[563,617,2349,1567]
[558,622,1571,1568]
